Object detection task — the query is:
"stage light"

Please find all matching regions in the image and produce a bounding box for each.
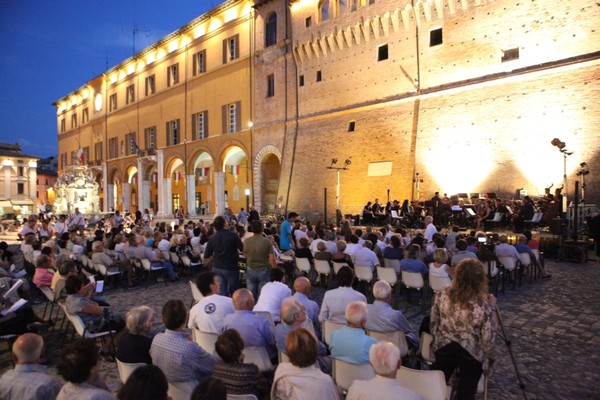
[551,138,566,149]
[344,159,351,166]
[330,158,338,165]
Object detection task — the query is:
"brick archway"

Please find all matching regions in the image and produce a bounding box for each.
[253,145,282,213]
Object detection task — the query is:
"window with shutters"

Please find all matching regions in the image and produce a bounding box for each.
[60,118,66,133]
[167,63,179,87]
[223,35,239,63]
[265,13,277,47]
[124,132,136,155]
[145,75,156,96]
[193,50,207,75]
[71,114,77,128]
[126,84,135,104]
[94,142,103,162]
[82,146,90,164]
[192,111,208,140]
[108,137,119,159]
[144,126,156,150]
[166,119,180,146]
[222,102,241,134]
[82,108,89,124]
[109,93,117,111]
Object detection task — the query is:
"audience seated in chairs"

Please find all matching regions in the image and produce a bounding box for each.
[429,248,454,281]
[366,281,419,347]
[332,240,354,268]
[292,277,321,337]
[91,241,134,287]
[399,245,428,275]
[212,329,271,399]
[346,341,420,400]
[319,266,366,325]
[276,298,331,373]
[330,301,377,365]
[188,271,235,334]
[117,365,169,400]
[450,239,478,267]
[55,339,115,400]
[271,328,339,400]
[222,288,277,362]
[0,333,62,399]
[116,305,154,365]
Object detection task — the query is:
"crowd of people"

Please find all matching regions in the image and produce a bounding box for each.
[0,204,556,400]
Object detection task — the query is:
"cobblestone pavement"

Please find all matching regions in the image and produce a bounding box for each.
[1,256,599,399]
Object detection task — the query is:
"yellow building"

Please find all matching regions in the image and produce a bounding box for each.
[0,143,38,216]
[56,0,600,220]
[55,0,257,217]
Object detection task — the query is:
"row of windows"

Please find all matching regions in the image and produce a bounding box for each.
[102,103,239,160]
[316,0,376,25]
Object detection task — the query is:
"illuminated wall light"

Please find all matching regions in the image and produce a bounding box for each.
[28,161,37,168]
[127,64,135,75]
[110,74,117,85]
[66,100,72,109]
[290,0,311,12]
[2,160,14,167]
[118,70,126,80]
[224,7,239,23]
[137,60,146,71]
[194,24,206,39]
[209,17,223,32]
[82,89,89,99]
[146,52,156,64]
[157,48,167,61]
[241,2,252,16]
[180,35,191,48]
[168,39,179,53]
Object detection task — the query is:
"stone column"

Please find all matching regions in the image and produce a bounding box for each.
[142,181,150,211]
[214,171,225,216]
[28,163,37,202]
[156,149,165,216]
[122,182,130,212]
[107,184,115,211]
[137,158,144,212]
[164,177,172,217]
[186,174,196,216]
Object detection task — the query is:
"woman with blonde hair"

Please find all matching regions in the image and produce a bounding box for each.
[430,258,497,400]
[428,248,453,279]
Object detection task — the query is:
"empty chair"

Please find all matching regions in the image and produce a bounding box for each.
[367,330,409,357]
[116,359,147,384]
[383,258,401,274]
[243,346,274,372]
[192,329,219,354]
[167,380,198,400]
[332,358,375,392]
[322,319,346,345]
[396,367,448,400]
[314,259,332,287]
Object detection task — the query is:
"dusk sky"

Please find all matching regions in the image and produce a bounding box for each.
[0,0,213,158]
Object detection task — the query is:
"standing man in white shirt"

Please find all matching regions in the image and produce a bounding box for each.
[424,216,437,243]
[188,272,235,333]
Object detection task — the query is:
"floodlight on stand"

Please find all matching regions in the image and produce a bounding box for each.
[344,159,351,167]
[551,138,566,149]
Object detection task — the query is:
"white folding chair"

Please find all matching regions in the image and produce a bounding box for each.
[314,259,332,287]
[322,319,346,345]
[367,330,409,357]
[519,252,535,282]
[192,329,219,354]
[295,257,312,277]
[168,381,198,400]
[428,274,451,293]
[383,258,401,274]
[253,310,275,329]
[497,256,521,289]
[39,286,57,321]
[332,358,375,392]
[243,346,274,372]
[116,359,146,383]
[94,263,122,289]
[401,271,425,304]
[354,265,374,295]
[332,261,348,275]
[140,258,166,288]
[376,266,400,306]
[396,367,449,400]
[59,304,116,353]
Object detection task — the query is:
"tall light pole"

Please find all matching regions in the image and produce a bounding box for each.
[326,158,351,225]
[551,138,572,213]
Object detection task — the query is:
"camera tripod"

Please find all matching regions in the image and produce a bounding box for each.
[489,305,528,400]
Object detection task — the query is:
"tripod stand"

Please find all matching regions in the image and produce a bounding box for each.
[493,305,528,400]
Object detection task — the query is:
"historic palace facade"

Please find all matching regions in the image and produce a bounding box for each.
[56,0,600,218]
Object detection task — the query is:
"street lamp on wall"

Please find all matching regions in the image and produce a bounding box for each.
[245,188,250,211]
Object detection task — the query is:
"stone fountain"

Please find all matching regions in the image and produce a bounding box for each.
[52,164,100,215]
